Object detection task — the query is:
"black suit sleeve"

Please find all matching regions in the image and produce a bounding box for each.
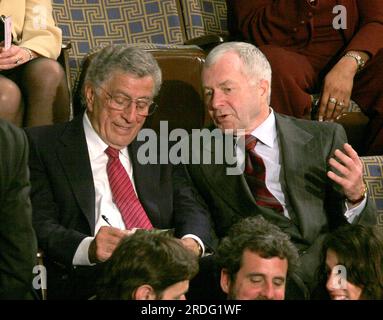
[25,127,88,267]
[172,163,217,251]
[0,120,37,299]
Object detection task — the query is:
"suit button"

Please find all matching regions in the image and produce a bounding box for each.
[293,27,298,32]
[300,20,305,24]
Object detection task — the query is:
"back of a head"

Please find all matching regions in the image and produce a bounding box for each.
[322,224,383,300]
[217,216,299,279]
[97,232,199,300]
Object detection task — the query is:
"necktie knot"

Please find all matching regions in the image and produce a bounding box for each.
[245,134,258,151]
[105,146,120,159]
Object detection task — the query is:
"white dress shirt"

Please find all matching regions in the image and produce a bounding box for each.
[73,113,204,265]
[243,109,365,222]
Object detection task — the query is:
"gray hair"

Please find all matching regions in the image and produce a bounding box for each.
[217,216,299,279]
[84,44,162,96]
[205,42,272,103]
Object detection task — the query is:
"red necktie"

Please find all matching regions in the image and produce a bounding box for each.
[244,135,284,213]
[105,146,153,229]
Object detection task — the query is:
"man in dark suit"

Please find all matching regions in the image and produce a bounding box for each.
[0,119,37,299]
[185,42,376,297]
[25,45,213,299]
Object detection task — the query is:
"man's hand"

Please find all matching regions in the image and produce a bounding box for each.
[88,226,127,263]
[317,57,356,121]
[180,238,202,257]
[327,143,365,205]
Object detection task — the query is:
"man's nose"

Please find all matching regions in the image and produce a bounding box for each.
[208,91,224,110]
[122,103,138,122]
[261,282,276,300]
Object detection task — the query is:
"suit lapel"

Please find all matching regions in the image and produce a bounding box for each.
[276,114,326,243]
[56,116,96,234]
[129,140,161,226]
[196,131,258,219]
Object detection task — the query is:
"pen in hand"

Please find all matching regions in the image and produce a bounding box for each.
[101,215,112,226]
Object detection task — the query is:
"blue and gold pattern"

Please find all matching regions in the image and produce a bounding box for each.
[180,0,228,40]
[52,0,184,82]
[362,156,383,225]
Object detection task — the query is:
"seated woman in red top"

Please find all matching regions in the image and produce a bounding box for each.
[226,0,383,155]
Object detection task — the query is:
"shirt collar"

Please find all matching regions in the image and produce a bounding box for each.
[249,108,277,148]
[83,112,129,161]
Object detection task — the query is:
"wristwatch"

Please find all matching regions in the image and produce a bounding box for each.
[344,52,366,72]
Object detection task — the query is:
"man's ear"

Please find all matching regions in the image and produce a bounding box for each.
[220,268,231,294]
[258,79,270,101]
[134,284,157,300]
[84,83,95,112]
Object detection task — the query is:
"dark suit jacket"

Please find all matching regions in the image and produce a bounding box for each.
[226,0,383,58]
[0,120,37,299]
[185,114,376,291]
[25,115,214,299]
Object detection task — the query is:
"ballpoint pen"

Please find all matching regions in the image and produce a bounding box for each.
[101,214,112,226]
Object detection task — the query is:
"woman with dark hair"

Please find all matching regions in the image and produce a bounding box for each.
[318,224,383,300]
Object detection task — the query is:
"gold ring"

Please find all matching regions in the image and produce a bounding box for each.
[337,101,345,107]
[329,97,337,104]
[15,58,21,65]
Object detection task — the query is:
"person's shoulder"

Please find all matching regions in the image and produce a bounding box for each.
[24,116,83,144]
[24,121,68,137]
[275,113,343,134]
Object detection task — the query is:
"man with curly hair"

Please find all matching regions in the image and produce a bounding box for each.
[217,216,301,300]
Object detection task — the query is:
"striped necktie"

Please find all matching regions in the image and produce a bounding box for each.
[105,146,153,229]
[244,135,283,213]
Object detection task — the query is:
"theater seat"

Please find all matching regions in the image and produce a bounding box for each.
[52,0,186,87]
[362,155,383,226]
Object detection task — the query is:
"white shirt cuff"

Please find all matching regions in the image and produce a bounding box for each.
[182,234,206,256]
[72,237,96,266]
[344,197,367,223]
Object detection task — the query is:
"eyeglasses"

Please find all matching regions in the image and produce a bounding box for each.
[96,86,158,116]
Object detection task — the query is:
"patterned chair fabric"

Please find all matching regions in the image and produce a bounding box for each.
[52,0,185,84]
[179,0,228,40]
[362,156,383,227]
